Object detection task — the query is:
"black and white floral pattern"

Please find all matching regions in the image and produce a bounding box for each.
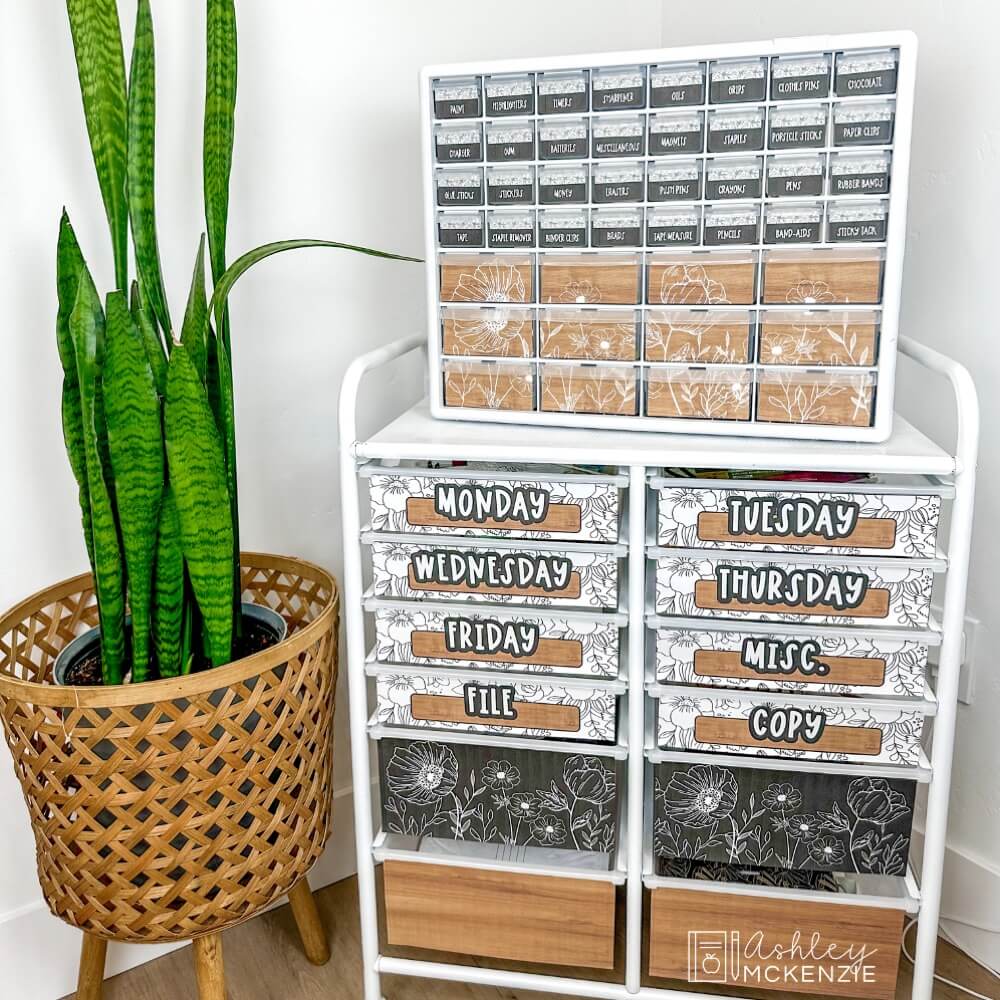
[653,761,914,875]
[378,738,619,856]
[656,484,942,557]
[373,605,620,678]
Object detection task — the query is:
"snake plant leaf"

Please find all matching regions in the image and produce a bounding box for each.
[165,344,233,666]
[104,291,163,683]
[181,236,209,383]
[204,0,237,302]
[70,274,126,684]
[57,212,95,569]
[126,0,171,335]
[130,280,167,394]
[216,335,241,632]
[152,487,184,677]
[66,0,129,291]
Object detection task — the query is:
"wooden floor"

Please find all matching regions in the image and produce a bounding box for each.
[77,876,998,1000]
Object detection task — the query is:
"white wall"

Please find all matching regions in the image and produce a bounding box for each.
[0,2,662,997]
[658,0,1000,972]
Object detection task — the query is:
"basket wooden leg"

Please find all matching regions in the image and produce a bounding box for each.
[76,933,107,1000]
[288,878,331,965]
[193,934,226,1000]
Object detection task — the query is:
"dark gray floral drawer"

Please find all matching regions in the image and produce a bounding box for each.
[651,754,917,875]
[378,737,622,854]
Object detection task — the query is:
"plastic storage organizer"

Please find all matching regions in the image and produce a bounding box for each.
[421,33,916,441]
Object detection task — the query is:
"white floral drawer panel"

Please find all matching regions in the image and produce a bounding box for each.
[363,461,625,543]
[367,532,625,609]
[373,666,621,742]
[649,615,935,697]
[653,684,933,764]
[651,548,943,628]
[370,598,624,678]
[652,474,950,557]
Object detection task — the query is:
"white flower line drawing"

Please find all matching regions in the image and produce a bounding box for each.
[649,369,750,420]
[542,365,636,415]
[447,306,531,357]
[762,369,873,425]
[444,363,533,410]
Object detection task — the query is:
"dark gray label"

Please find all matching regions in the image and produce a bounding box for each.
[486,93,535,116]
[593,136,645,158]
[651,83,704,107]
[541,227,587,248]
[741,637,827,676]
[650,130,702,155]
[437,141,482,163]
[648,225,699,246]
[539,137,588,160]
[434,483,551,524]
[434,97,480,119]
[708,127,764,153]
[706,176,762,200]
[539,182,587,204]
[487,183,533,205]
[445,617,541,658]
[836,68,897,97]
[648,177,701,202]
[489,228,535,248]
[487,140,533,162]
[410,548,574,593]
[768,125,827,150]
[767,174,823,198]
[539,91,588,114]
[438,185,483,207]
[463,681,518,720]
[592,225,641,247]
[765,221,822,244]
[593,86,644,110]
[834,119,893,145]
[710,77,766,103]
[829,219,887,242]
[748,705,827,745]
[593,180,643,203]
[439,227,484,248]
[704,222,758,246]
[727,495,862,540]
[770,74,830,101]
[832,172,889,195]
[715,564,870,610]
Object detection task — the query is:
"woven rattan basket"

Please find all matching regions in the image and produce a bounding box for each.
[0,552,339,946]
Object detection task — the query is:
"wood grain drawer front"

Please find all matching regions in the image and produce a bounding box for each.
[443,362,535,411]
[384,860,616,968]
[756,371,876,428]
[759,309,880,367]
[645,309,752,364]
[541,365,638,415]
[762,249,885,304]
[648,886,904,998]
[540,253,641,305]
[439,254,535,303]
[646,368,752,421]
[442,306,534,357]
[647,253,757,306]
[539,307,639,361]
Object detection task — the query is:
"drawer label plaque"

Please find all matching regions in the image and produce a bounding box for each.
[408,549,581,597]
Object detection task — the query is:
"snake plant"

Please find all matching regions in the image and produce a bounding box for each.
[59,0,417,683]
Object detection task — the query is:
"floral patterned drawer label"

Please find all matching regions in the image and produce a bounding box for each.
[374,605,620,677]
[652,760,915,874]
[379,738,620,853]
[653,553,934,627]
[656,484,942,556]
[368,470,621,542]
[375,671,618,741]
[655,690,925,764]
[372,540,620,609]
[653,625,927,696]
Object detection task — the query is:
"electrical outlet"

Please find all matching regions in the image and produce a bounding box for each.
[928,606,980,705]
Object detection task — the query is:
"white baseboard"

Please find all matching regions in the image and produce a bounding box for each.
[0,784,360,1000]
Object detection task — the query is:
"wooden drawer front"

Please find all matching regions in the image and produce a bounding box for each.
[540,253,641,305]
[443,361,535,411]
[759,309,880,367]
[541,365,638,416]
[652,760,915,874]
[762,249,884,304]
[654,688,925,764]
[373,604,621,678]
[367,467,622,542]
[757,369,876,428]
[655,482,943,557]
[375,671,618,741]
[442,305,534,357]
[440,253,535,303]
[646,367,752,421]
[645,309,752,364]
[378,739,621,852]
[372,539,620,609]
[384,860,615,968]
[647,252,757,306]
[539,307,639,361]
[653,623,928,696]
[648,886,904,998]
[653,553,934,628]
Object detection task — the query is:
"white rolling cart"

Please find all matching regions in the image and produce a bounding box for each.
[339,333,977,1000]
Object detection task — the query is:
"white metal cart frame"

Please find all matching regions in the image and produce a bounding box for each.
[339,333,978,1000]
